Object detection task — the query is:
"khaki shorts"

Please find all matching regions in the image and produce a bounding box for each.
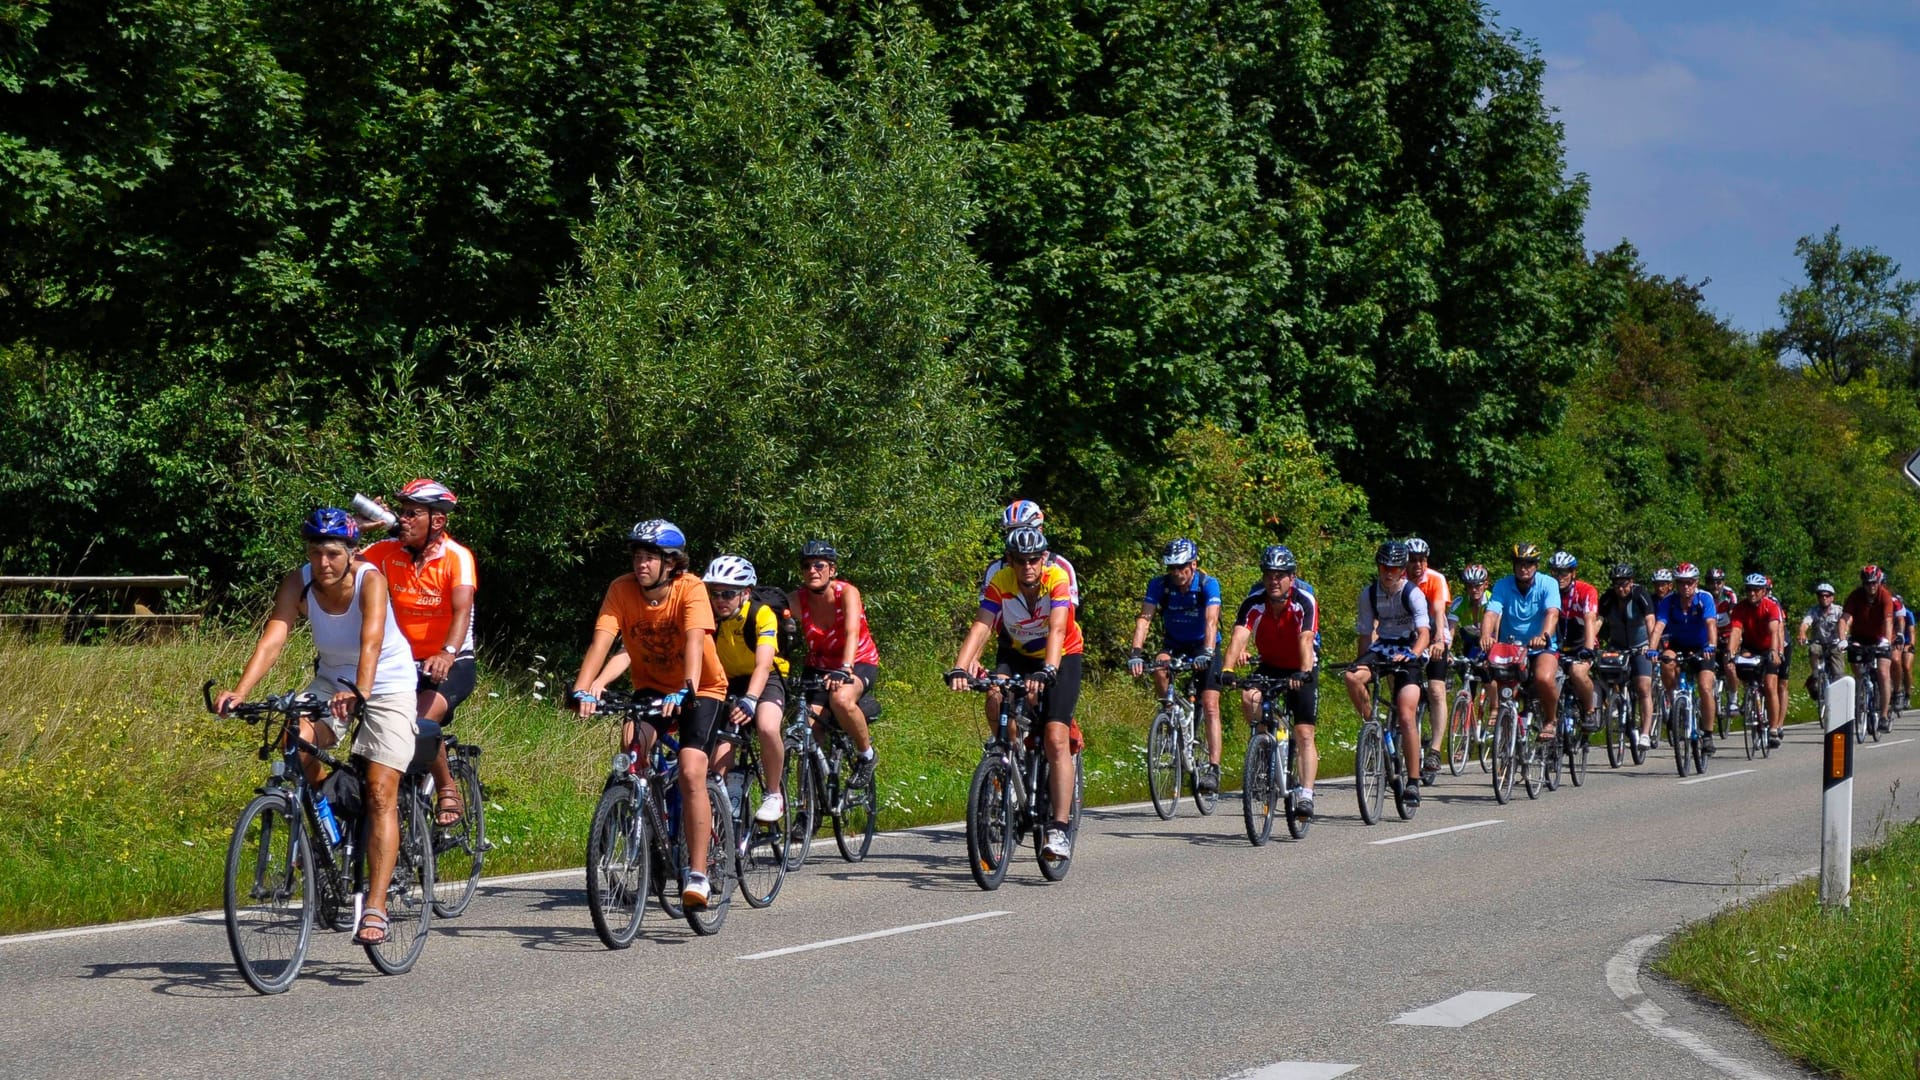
[305,680,419,774]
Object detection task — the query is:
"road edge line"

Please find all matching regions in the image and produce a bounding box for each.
[1604,933,1791,1080]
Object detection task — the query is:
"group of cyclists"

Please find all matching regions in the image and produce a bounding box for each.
[216,483,1907,950]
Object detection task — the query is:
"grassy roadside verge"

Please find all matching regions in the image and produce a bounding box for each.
[1659,813,1920,1080]
[0,632,1376,935]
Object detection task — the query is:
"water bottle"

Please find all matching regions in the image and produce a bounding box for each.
[349,493,398,530]
[725,770,748,821]
[313,792,343,847]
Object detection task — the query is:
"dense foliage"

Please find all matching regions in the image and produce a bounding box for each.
[3,0,1916,662]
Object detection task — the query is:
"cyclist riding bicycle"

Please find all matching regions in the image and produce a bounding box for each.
[571,519,730,909]
[1343,541,1431,807]
[1650,562,1720,755]
[1477,543,1563,743]
[1596,564,1659,750]
[1726,572,1786,749]
[1406,538,1452,783]
[1893,594,1914,712]
[1221,545,1321,818]
[703,555,788,824]
[1127,538,1225,793]
[214,509,420,947]
[1706,568,1738,689]
[1551,550,1602,734]
[1840,565,1896,733]
[980,499,1081,608]
[1800,582,1843,705]
[1449,563,1493,719]
[790,540,882,783]
[358,478,477,828]
[948,526,1084,860]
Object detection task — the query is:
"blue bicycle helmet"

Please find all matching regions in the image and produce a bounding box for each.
[1260,545,1297,573]
[1162,538,1199,567]
[302,508,360,543]
[628,519,688,560]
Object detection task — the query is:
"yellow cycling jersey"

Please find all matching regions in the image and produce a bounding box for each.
[715,602,790,680]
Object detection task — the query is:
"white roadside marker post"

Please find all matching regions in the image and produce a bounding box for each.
[1821,675,1855,910]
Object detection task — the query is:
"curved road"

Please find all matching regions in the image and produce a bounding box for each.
[4,720,1911,1079]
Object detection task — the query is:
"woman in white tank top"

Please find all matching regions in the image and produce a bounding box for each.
[214,508,421,946]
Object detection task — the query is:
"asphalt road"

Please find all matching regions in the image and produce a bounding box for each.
[4,719,1912,1079]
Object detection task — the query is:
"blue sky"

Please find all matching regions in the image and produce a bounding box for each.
[1488,1,1920,334]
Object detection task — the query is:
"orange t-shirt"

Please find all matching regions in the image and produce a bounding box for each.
[594,573,727,699]
[360,536,478,660]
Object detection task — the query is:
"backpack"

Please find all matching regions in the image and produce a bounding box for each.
[1365,579,1420,626]
[747,585,804,662]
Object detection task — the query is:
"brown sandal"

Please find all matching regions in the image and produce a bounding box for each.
[435,790,465,828]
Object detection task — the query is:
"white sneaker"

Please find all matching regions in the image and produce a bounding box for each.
[681,872,710,910]
[1634,732,1652,750]
[754,792,786,824]
[1041,828,1072,861]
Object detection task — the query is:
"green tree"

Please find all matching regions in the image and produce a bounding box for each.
[1764,225,1920,387]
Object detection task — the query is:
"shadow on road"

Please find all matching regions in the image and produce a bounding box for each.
[81,957,375,997]
[815,849,980,893]
[1102,829,1256,848]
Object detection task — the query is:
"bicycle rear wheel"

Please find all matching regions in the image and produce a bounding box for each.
[1742,692,1761,761]
[1191,721,1219,817]
[366,783,435,975]
[1037,752,1083,882]
[832,753,878,863]
[1567,727,1587,787]
[1355,723,1385,825]
[965,753,1016,891]
[1242,732,1278,846]
[432,756,486,918]
[225,793,316,995]
[781,736,818,872]
[1522,727,1543,799]
[585,784,649,949]
[685,777,733,935]
[1284,738,1311,840]
[1447,689,1471,776]
[737,755,789,909]
[1628,694,1648,765]
[1603,688,1625,768]
[1146,712,1181,820]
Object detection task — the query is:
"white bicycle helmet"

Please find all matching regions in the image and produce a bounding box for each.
[703,555,757,587]
[1743,572,1768,589]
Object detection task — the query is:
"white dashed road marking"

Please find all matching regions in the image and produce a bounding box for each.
[1861,738,1914,751]
[736,910,1010,961]
[1227,1063,1358,1080]
[1679,769,1753,786]
[1368,819,1502,845]
[1390,990,1534,1027]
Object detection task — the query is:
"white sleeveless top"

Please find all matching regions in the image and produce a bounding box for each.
[302,564,417,698]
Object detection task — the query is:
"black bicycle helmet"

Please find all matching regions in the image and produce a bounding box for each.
[1260,544,1297,573]
[1375,541,1409,568]
[800,539,840,564]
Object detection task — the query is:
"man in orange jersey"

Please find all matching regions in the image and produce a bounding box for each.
[359,478,477,827]
[572,519,730,909]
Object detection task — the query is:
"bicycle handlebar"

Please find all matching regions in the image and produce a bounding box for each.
[202,678,330,722]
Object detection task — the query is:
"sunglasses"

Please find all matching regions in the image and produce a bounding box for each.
[800,559,834,571]
[710,587,744,601]
[1010,555,1047,567]
[397,506,432,519]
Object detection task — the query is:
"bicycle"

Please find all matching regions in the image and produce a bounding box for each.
[1555,657,1590,788]
[1593,650,1645,768]
[1483,646,1531,803]
[204,679,435,994]
[781,670,879,870]
[1143,656,1218,819]
[1663,651,1710,777]
[1354,652,1421,823]
[1226,672,1311,845]
[1446,655,1489,776]
[1806,641,1837,728]
[1847,642,1889,744]
[1732,655,1772,761]
[430,729,488,918]
[583,691,735,948]
[957,671,1084,889]
[716,694,790,909]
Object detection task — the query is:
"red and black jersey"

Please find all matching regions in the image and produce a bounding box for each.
[1236,588,1317,671]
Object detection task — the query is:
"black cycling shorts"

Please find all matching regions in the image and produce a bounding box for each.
[1424,654,1449,682]
[1251,664,1317,726]
[1163,642,1223,693]
[995,651,1083,725]
[726,672,787,710]
[644,695,724,755]
[804,662,878,708]
[1352,646,1421,693]
[417,654,478,720]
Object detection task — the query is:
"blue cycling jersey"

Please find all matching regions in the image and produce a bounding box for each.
[1486,573,1561,647]
[1145,570,1221,648]
[1657,591,1717,650]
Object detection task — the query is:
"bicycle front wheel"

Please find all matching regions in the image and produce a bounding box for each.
[225,793,316,995]
[366,783,435,975]
[1242,731,1278,846]
[1491,708,1517,805]
[737,757,789,909]
[1743,692,1761,761]
[686,777,733,936]
[585,784,649,949]
[781,737,818,872]
[832,754,878,863]
[432,757,486,918]
[965,753,1016,891]
[1671,699,1692,777]
[1567,726,1587,787]
[1356,723,1385,825]
[1146,712,1181,820]
[1284,738,1311,840]
[1037,752,1083,882]
[1447,689,1471,775]
[1603,689,1625,769]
